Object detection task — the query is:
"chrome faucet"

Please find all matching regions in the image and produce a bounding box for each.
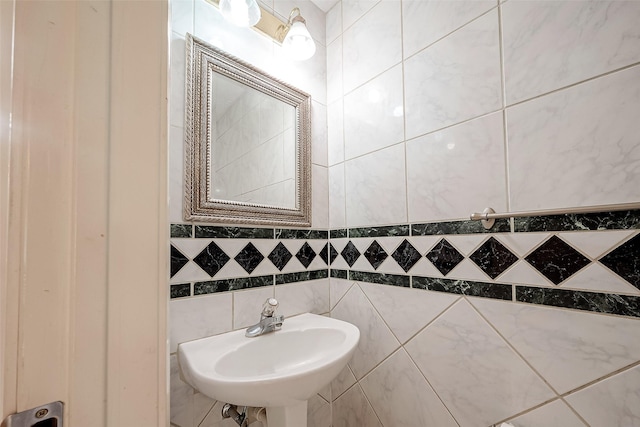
[245,298,285,338]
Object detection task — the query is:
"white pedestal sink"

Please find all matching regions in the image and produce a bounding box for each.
[177,313,360,427]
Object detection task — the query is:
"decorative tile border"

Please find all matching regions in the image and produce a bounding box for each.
[412,219,511,235]
[514,210,640,232]
[194,275,273,295]
[331,269,348,279]
[190,271,329,297]
[170,283,191,298]
[349,225,409,238]
[195,226,274,239]
[170,210,640,318]
[171,224,193,238]
[412,276,512,301]
[349,270,410,288]
[516,286,640,318]
[330,229,347,238]
[276,269,328,285]
[275,229,328,239]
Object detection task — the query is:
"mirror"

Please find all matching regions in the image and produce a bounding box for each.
[184,34,312,226]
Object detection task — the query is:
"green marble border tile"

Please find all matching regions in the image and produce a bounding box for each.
[276,269,329,284]
[170,224,193,238]
[412,219,511,235]
[194,226,274,239]
[275,229,329,239]
[194,275,273,295]
[349,225,409,238]
[412,276,512,300]
[330,229,348,239]
[330,269,348,279]
[170,283,191,299]
[514,210,640,232]
[516,286,640,317]
[349,270,410,287]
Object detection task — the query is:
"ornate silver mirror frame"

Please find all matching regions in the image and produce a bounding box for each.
[184,34,312,226]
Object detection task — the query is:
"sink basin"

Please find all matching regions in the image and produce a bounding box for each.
[177,313,359,426]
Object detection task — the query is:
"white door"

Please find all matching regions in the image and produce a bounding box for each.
[0,1,168,425]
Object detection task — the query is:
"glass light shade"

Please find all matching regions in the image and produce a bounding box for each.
[219,0,261,27]
[282,20,316,61]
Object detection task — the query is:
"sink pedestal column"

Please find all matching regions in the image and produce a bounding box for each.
[266,401,308,427]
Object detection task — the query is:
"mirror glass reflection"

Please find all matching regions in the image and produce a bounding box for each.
[210,74,298,209]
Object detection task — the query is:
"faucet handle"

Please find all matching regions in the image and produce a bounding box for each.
[261,298,279,317]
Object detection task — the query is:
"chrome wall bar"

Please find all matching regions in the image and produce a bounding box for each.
[470,202,640,230]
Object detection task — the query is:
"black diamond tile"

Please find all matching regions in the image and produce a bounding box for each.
[341,241,361,267]
[296,242,317,269]
[470,237,519,279]
[268,242,292,271]
[392,240,422,272]
[193,242,230,277]
[235,242,265,274]
[319,243,339,265]
[425,239,464,276]
[525,236,591,285]
[170,245,189,278]
[600,234,640,289]
[364,240,388,270]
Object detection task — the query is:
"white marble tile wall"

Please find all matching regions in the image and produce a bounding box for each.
[344,143,407,226]
[343,64,404,160]
[403,9,502,140]
[502,0,640,105]
[342,0,401,95]
[331,279,640,426]
[327,0,640,225]
[405,112,507,222]
[507,65,640,212]
[326,3,640,422]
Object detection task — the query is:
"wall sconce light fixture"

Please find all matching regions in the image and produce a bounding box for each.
[207,0,316,61]
[218,0,261,27]
[279,8,316,61]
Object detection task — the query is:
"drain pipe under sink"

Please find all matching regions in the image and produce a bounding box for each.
[222,403,268,426]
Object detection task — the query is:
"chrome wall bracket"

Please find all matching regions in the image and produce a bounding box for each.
[479,207,495,230]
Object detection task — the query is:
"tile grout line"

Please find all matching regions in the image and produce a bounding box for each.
[402,346,463,427]
[559,359,640,399]
[402,4,500,65]
[558,397,592,427]
[505,59,640,110]
[357,382,386,426]
[491,396,568,427]
[400,0,410,229]
[466,296,563,397]
[498,0,513,230]
[339,295,464,424]
[336,58,640,167]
